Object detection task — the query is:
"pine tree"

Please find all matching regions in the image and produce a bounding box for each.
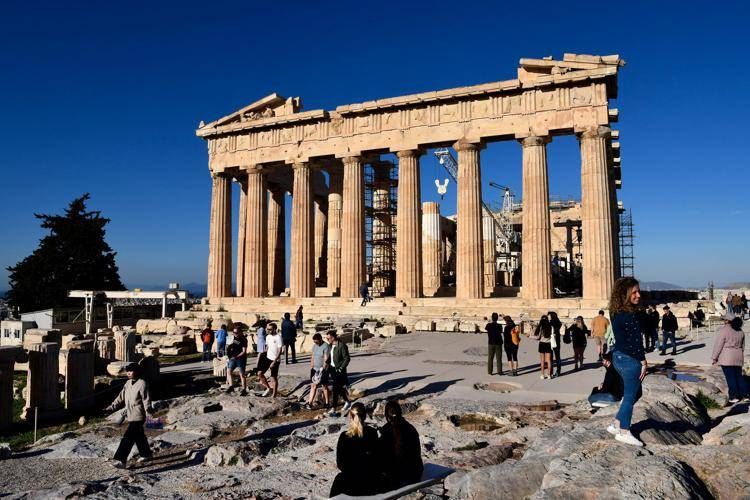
[6,194,125,312]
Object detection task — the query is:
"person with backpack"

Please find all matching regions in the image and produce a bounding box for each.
[225,329,248,395]
[503,315,519,376]
[200,324,214,362]
[485,312,503,376]
[215,323,227,358]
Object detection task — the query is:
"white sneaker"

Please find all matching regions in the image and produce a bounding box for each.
[540,374,545,379]
[615,431,644,447]
[262,388,271,397]
[342,401,352,413]
[729,398,740,404]
[606,423,619,435]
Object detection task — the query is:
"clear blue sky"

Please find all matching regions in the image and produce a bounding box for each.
[1,0,748,291]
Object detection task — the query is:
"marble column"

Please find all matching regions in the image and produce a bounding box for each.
[521,136,553,300]
[483,213,497,297]
[63,341,94,413]
[244,165,268,297]
[372,162,394,296]
[290,162,315,297]
[0,346,24,430]
[207,174,232,298]
[396,150,423,298]
[22,342,63,421]
[455,140,484,299]
[580,126,616,300]
[235,176,248,297]
[267,185,286,296]
[422,202,442,297]
[341,156,365,298]
[314,197,328,286]
[114,329,137,362]
[326,168,343,295]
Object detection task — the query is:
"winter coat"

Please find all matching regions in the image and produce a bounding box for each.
[712,324,745,366]
[109,378,152,422]
[662,313,678,332]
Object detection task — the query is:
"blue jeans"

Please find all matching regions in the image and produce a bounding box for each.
[216,341,226,358]
[613,351,642,430]
[202,342,213,361]
[661,330,676,353]
[721,365,748,399]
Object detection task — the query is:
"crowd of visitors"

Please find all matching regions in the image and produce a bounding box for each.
[725,292,748,318]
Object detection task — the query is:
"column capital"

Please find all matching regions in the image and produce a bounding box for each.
[579,125,612,140]
[520,135,552,148]
[396,149,422,159]
[453,139,484,152]
[242,164,264,175]
[292,161,310,170]
[342,155,362,167]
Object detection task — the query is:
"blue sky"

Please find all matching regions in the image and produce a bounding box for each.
[1,0,748,290]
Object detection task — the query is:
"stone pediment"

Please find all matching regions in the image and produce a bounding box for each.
[201,93,303,129]
[518,53,625,82]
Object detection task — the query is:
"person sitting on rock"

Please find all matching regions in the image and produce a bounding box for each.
[330,402,384,496]
[105,363,153,469]
[379,401,423,490]
[588,352,624,409]
[225,329,248,395]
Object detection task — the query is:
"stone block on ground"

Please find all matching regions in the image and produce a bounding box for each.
[458,321,481,333]
[136,319,170,334]
[160,346,194,356]
[204,441,259,467]
[160,334,193,348]
[414,320,436,332]
[435,320,459,332]
[376,324,407,337]
[106,361,129,377]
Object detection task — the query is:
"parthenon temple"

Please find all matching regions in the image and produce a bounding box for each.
[196,54,625,317]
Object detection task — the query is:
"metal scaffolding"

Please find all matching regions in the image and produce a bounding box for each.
[619,209,635,277]
[364,160,398,296]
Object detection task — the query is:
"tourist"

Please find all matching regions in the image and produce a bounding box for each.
[694,304,706,327]
[330,402,383,496]
[215,323,227,358]
[307,333,331,409]
[379,401,424,489]
[646,304,660,352]
[608,276,648,447]
[567,316,590,371]
[534,315,553,379]
[225,328,248,395]
[253,319,267,360]
[326,330,352,415]
[503,315,519,376]
[712,314,748,404]
[360,282,372,306]
[485,312,503,375]
[732,293,742,316]
[281,312,297,364]
[588,352,623,408]
[660,305,678,356]
[105,363,153,468]
[741,294,748,319]
[725,292,734,314]
[257,322,282,398]
[200,323,214,362]
[548,311,563,377]
[295,305,304,329]
[591,310,610,361]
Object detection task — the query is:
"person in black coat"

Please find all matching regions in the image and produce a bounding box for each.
[548,311,563,377]
[379,401,423,490]
[330,402,384,496]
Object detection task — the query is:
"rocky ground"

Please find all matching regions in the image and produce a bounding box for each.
[1,335,749,499]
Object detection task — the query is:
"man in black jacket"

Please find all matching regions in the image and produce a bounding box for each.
[660,305,678,356]
[326,330,352,415]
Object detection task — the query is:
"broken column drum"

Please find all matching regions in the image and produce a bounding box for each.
[422,202,442,297]
[23,342,63,421]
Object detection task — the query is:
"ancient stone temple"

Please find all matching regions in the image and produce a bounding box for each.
[195,54,624,316]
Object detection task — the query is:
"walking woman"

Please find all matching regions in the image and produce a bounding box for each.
[549,311,563,377]
[503,315,519,376]
[608,276,648,447]
[535,315,553,379]
[330,402,384,496]
[567,316,590,371]
[105,363,153,468]
[712,314,748,403]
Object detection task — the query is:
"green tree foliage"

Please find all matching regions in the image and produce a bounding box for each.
[6,194,124,312]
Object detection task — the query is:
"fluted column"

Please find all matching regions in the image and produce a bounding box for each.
[521,136,553,300]
[326,168,343,294]
[290,162,315,297]
[341,156,365,298]
[23,342,62,421]
[396,150,423,298]
[455,140,484,299]
[207,173,232,298]
[371,162,394,296]
[235,176,248,297]
[267,185,286,296]
[244,165,268,297]
[483,213,496,297]
[314,197,328,286]
[422,202,442,297]
[580,126,616,300]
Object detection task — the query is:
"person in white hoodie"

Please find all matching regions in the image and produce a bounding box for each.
[106,363,153,468]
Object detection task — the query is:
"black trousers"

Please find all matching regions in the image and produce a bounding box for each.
[284,340,296,364]
[331,369,350,407]
[552,346,562,373]
[114,421,151,463]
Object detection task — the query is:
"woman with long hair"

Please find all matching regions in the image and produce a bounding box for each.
[535,315,553,379]
[330,402,384,496]
[608,276,647,447]
[712,314,748,404]
[567,316,589,371]
[379,401,423,489]
[503,315,519,376]
[548,311,563,378]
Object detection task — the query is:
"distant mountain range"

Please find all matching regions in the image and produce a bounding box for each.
[639,281,686,291]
